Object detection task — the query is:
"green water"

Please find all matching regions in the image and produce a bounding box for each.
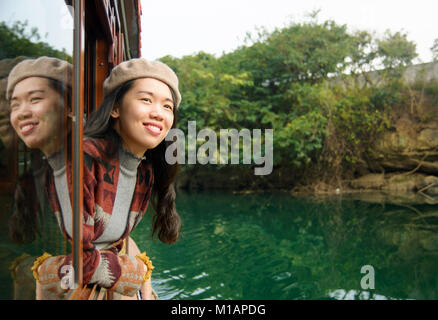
[2,191,438,300]
[132,191,438,300]
[0,193,68,300]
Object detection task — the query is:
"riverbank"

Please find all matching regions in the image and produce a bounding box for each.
[176,166,438,205]
[176,70,438,205]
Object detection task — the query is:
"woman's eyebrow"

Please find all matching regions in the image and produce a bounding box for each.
[10,89,45,101]
[136,90,154,96]
[28,89,46,95]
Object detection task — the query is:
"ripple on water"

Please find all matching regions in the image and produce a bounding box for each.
[137,192,438,300]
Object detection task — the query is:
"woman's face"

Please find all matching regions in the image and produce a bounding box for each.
[112,78,175,157]
[9,77,64,156]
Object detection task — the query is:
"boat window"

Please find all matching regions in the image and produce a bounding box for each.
[0,0,74,300]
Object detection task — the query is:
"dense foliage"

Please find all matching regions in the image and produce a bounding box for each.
[160,16,423,188]
[0,17,426,189]
[0,20,70,61]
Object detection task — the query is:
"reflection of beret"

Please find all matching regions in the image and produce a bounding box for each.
[103,58,181,108]
[0,56,27,79]
[6,56,72,100]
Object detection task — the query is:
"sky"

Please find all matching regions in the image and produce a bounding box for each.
[0,0,74,54]
[0,1,436,64]
[140,0,438,63]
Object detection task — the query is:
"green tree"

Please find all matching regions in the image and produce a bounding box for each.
[0,20,71,61]
[160,52,252,133]
[162,15,420,188]
[377,31,417,77]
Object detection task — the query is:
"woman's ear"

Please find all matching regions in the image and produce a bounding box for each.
[110,104,120,119]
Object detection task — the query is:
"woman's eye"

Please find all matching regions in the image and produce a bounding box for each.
[142,98,151,103]
[31,97,42,103]
[164,104,173,110]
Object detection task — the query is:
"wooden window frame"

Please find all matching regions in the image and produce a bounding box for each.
[71,0,127,291]
[71,0,85,288]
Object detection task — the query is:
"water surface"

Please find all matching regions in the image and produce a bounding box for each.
[1,191,438,300]
[132,191,438,300]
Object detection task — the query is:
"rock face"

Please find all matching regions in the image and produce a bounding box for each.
[371,63,438,176]
[349,172,438,200]
[349,81,438,200]
[369,116,438,175]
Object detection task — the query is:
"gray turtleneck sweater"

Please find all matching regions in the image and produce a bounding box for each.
[47,146,143,250]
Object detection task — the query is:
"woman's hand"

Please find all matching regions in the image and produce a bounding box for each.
[122,237,157,300]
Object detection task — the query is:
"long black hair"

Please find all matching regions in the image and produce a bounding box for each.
[84,79,181,244]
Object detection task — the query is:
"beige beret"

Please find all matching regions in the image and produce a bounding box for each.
[6,56,72,100]
[103,58,181,108]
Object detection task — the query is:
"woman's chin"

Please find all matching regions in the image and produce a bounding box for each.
[21,139,40,150]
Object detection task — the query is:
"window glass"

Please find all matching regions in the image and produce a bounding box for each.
[0,0,73,300]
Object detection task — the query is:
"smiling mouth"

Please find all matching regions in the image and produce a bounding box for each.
[20,122,39,135]
[144,123,162,135]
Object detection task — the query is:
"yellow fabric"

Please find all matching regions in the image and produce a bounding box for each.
[31,252,52,282]
[135,252,154,283]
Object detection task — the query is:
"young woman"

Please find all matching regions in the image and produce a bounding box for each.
[31,58,182,299]
[7,57,71,158]
[6,56,73,299]
[7,56,72,247]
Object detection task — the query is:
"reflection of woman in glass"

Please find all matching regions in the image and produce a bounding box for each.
[6,57,72,299]
[7,56,71,239]
[4,57,72,300]
[31,58,182,300]
[7,57,71,158]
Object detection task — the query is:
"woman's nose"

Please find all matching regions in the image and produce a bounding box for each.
[16,105,32,121]
[149,104,164,120]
